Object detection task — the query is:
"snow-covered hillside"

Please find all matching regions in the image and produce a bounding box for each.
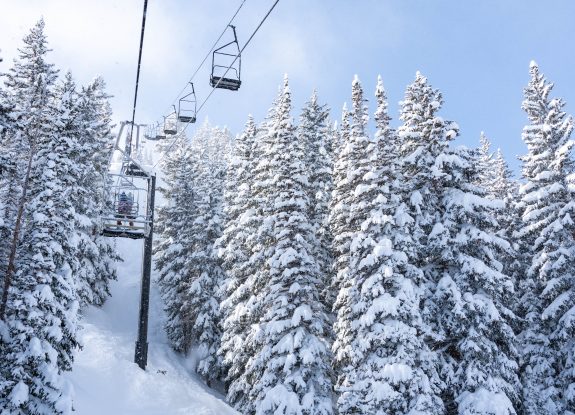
[67,238,238,415]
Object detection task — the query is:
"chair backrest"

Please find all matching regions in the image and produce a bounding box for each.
[210,25,241,90]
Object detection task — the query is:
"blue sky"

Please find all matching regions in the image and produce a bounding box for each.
[1,0,574,174]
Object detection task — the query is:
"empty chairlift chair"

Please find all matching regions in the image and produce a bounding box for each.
[163,107,178,135]
[155,122,167,140]
[178,83,197,123]
[144,123,159,141]
[210,25,241,91]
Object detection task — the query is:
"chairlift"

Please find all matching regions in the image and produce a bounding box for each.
[144,122,167,141]
[210,25,241,91]
[100,120,154,239]
[178,83,197,123]
[101,175,149,239]
[164,107,178,135]
[124,162,148,178]
[144,123,159,141]
[155,122,167,140]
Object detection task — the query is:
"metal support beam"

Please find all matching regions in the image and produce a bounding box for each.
[135,174,155,370]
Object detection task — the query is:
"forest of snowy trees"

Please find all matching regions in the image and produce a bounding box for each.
[0,21,118,413]
[1,18,575,415]
[156,68,575,414]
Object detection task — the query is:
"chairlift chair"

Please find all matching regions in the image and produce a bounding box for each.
[145,122,167,141]
[124,162,148,178]
[163,107,178,135]
[210,25,241,91]
[144,123,159,141]
[155,122,167,140]
[101,176,149,239]
[178,83,197,123]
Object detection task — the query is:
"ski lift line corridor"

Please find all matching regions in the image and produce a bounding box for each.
[152,0,281,170]
[101,119,156,371]
[100,0,280,371]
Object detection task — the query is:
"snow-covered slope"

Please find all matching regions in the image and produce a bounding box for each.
[67,238,238,415]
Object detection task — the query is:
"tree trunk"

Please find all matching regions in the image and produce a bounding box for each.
[0,149,34,320]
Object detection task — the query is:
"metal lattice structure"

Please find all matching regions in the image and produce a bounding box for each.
[101,120,156,369]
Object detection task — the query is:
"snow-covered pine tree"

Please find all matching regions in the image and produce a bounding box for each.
[327,102,352,309]
[218,116,259,398]
[0,19,58,323]
[396,72,459,412]
[429,145,520,414]
[491,149,517,202]
[476,132,497,194]
[0,23,81,411]
[396,72,459,258]
[186,123,228,384]
[155,134,195,353]
[333,75,444,414]
[297,91,334,308]
[156,122,228,384]
[477,141,524,357]
[222,102,281,410]
[72,76,118,306]
[242,76,333,414]
[475,135,520,289]
[516,62,575,415]
[0,68,17,300]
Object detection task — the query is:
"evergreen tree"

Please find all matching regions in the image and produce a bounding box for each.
[0,22,80,412]
[218,116,259,398]
[298,91,333,310]
[334,75,444,414]
[73,76,118,306]
[476,132,497,194]
[240,76,334,414]
[0,69,17,300]
[396,72,520,413]
[327,102,352,309]
[155,135,195,353]
[516,62,575,414]
[156,122,228,384]
[186,123,227,384]
[0,19,58,322]
[430,146,520,414]
[222,104,280,411]
[396,72,458,412]
[491,149,516,202]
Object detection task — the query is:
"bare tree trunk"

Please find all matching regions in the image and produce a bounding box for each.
[0,150,34,321]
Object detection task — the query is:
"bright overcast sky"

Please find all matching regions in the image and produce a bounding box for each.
[1,0,574,173]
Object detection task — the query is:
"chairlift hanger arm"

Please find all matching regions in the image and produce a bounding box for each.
[213,40,240,54]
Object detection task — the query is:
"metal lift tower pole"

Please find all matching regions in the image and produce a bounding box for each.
[135,174,156,369]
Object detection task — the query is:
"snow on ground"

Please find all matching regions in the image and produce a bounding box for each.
[67,238,238,415]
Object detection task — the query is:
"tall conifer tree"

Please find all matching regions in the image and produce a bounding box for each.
[298,92,333,309]
[218,116,259,398]
[516,62,575,414]
[0,22,80,412]
[73,77,118,306]
[239,76,334,414]
[328,103,352,309]
[334,75,444,414]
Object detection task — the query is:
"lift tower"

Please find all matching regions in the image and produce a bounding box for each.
[101,120,156,370]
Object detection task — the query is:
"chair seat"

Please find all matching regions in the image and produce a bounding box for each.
[210,76,241,91]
